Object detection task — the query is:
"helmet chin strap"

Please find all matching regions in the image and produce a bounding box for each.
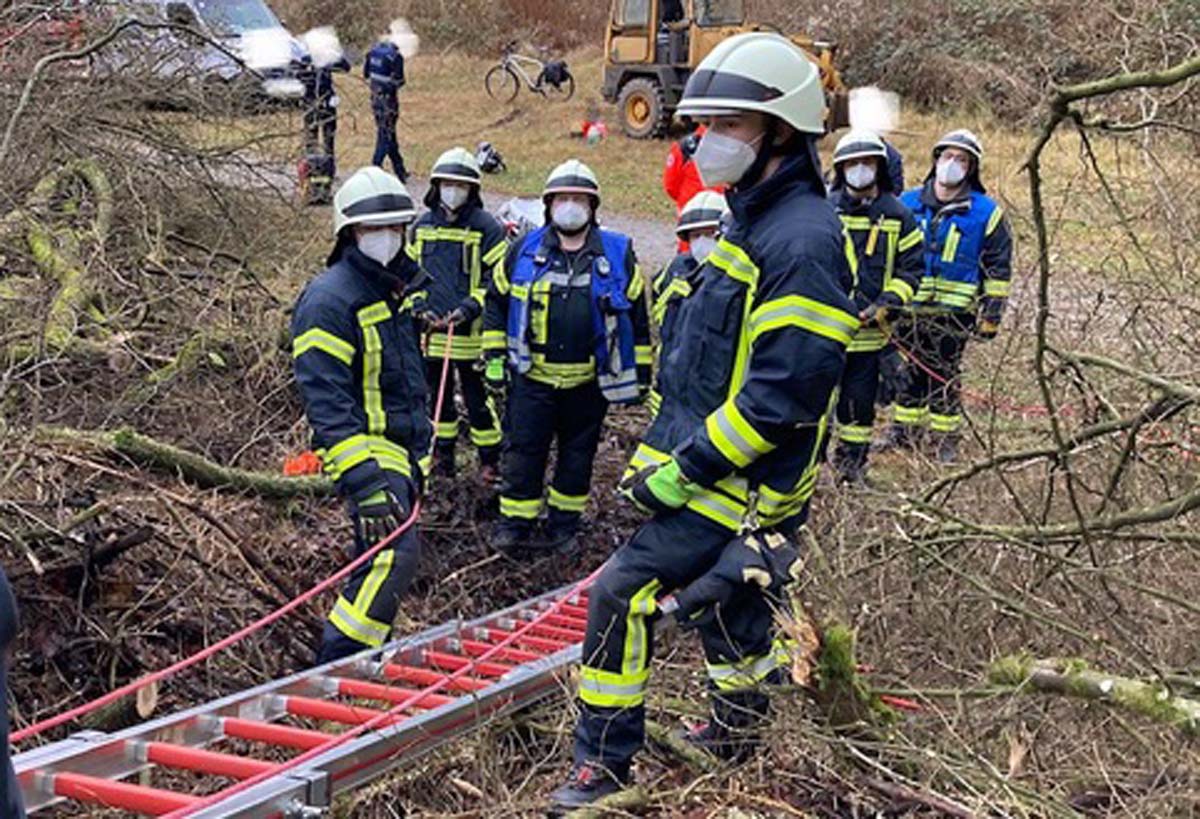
[733,118,779,191]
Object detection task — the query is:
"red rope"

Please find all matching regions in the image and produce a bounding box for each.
[161,567,603,818]
[13,309,462,745]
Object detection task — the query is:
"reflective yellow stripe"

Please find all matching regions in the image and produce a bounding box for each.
[838,424,873,444]
[983,278,1011,297]
[985,206,1004,237]
[499,496,542,519]
[328,596,390,647]
[292,328,355,365]
[706,651,777,691]
[321,434,373,479]
[579,665,650,708]
[361,325,385,434]
[708,240,759,285]
[898,227,924,252]
[865,222,880,257]
[405,239,421,261]
[351,547,394,618]
[893,404,929,426]
[468,425,502,447]
[622,579,661,679]
[749,295,859,346]
[427,332,482,360]
[483,240,508,267]
[847,326,886,352]
[647,389,662,418]
[357,302,391,326]
[547,487,588,512]
[625,442,669,480]
[706,400,774,468]
[843,229,859,281]
[626,267,645,300]
[435,420,459,440]
[885,277,914,303]
[941,225,961,263]
[930,412,961,433]
[492,263,510,295]
[685,488,745,531]
[635,345,653,366]
[481,330,506,351]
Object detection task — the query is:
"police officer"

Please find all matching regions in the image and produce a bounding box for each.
[829,130,924,483]
[551,33,858,809]
[885,129,1013,462]
[291,167,430,664]
[409,148,509,480]
[363,37,409,180]
[644,190,728,418]
[482,160,651,554]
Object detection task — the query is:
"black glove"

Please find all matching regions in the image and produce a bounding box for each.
[354,489,407,546]
[671,532,801,629]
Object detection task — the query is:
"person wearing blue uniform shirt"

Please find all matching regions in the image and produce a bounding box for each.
[362,38,409,180]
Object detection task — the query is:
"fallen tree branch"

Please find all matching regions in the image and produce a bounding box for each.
[35,425,331,498]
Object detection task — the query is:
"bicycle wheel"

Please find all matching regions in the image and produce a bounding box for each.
[544,70,575,102]
[485,64,520,103]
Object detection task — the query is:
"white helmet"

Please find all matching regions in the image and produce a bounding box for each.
[676,190,728,236]
[933,129,983,163]
[332,167,416,237]
[542,159,600,203]
[676,32,826,134]
[430,147,482,186]
[833,129,887,167]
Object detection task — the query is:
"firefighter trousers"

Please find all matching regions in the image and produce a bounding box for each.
[573,508,784,777]
[498,374,607,537]
[894,313,973,436]
[370,90,408,179]
[425,358,501,469]
[315,472,420,665]
[835,349,881,468]
[303,104,337,158]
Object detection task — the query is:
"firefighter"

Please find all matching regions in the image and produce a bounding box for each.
[644,190,728,418]
[409,148,509,480]
[299,52,350,161]
[291,167,431,664]
[363,37,409,181]
[550,33,858,809]
[482,160,651,555]
[884,129,1014,463]
[829,130,924,483]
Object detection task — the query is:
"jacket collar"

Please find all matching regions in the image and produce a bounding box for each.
[833,188,876,215]
[919,179,972,216]
[343,245,424,299]
[536,224,603,260]
[727,151,823,225]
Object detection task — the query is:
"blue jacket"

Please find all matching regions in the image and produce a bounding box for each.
[363,41,405,92]
[628,151,859,533]
[291,246,431,501]
[502,225,640,403]
[900,181,1013,321]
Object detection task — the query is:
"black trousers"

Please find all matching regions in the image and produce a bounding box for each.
[894,313,972,435]
[425,359,501,467]
[835,349,882,455]
[315,473,420,665]
[573,509,782,776]
[0,566,25,817]
[498,375,607,534]
[303,104,337,158]
[370,91,408,179]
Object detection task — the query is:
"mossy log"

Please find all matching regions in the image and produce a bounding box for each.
[813,622,896,732]
[990,656,1200,736]
[36,425,332,499]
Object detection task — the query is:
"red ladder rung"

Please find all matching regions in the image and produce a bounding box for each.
[382,663,490,692]
[51,771,202,815]
[556,602,590,620]
[522,622,586,642]
[144,741,275,780]
[221,716,334,750]
[283,695,402,727]
[458,639,543,663]
[424,651,512,678]
[531,612,589,630]
[481,627,571,653]
[334,677,456,709]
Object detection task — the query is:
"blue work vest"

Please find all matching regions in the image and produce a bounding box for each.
[900,188,998,311]
[506,226,639,403]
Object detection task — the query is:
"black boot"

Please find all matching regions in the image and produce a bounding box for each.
[493,520,532,559]
[677,688,769,764]
[548,761,628,813]
[433,440,456,478]
[876,422,918,453]
[932,432,959,464]
[832,442,869,485]
[542,512,581,555]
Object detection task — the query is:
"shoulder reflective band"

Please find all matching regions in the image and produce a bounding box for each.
[986,206,1005,236]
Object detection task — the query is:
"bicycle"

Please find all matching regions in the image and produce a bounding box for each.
[484,40,575,103]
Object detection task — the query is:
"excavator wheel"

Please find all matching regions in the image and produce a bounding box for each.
[617,77,670,139]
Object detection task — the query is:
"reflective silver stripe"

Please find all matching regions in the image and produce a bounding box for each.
[706,653,778,688]
[538,271,591,288]
[750,301,856,343]
[710,407,761,464]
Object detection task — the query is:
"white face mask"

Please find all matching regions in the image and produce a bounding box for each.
[440,183,469,211]
[694,130,764,186]
[551,200,591,233]
[357,228,405,266]
[843,162,876,191]
[689,235,717,262]
[936,156,968,187]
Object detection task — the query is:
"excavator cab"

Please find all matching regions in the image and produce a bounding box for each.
[601,0,848,138]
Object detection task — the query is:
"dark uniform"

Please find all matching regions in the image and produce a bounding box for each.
[363,41,409,180]
[894,180,1013,448]
[483,227,651,547]
[292,244,430,663]
[409,197,508,472]
[0,565,25,818]
[645,251,700,420]
[573,150,857,781]
[300,55,350,160]
[830,184,924,479]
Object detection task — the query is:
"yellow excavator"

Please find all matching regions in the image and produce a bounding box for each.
[602,0,849,138]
